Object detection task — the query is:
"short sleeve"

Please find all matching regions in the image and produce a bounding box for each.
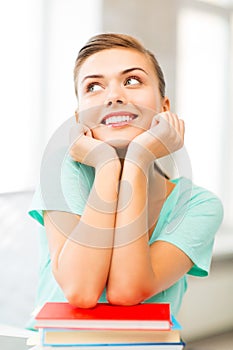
[150,179,224,277]
[28,151,95,226]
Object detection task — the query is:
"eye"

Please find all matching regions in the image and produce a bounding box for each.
[86,83,103,93]
[125,76,142,86]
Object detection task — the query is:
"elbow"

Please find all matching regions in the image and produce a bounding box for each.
[107,285,153,306]
[64,288,99,309]
[52,266,100,309]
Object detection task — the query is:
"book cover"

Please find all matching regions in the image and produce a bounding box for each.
[35,302,171,330]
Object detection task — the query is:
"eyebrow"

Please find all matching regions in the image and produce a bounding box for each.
[122,67,148,75]
[81,67,148,84]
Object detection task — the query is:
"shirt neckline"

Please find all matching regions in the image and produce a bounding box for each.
[149,177,184,244]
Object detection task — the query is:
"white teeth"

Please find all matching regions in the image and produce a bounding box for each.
[105,115,132,125]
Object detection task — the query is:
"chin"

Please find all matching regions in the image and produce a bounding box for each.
[92,126,144,149]
[105,138,131,149]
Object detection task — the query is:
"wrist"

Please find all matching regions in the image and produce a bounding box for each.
[95,151,121,173]
[93,158,121,213]
[86,143,119,170]
[126,142,155,173]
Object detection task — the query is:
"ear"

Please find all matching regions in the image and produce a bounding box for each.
[161,97,170,111]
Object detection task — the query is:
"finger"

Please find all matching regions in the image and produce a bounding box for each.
[69,124,85,144]
[150,114,160,128]
[75,109,79,123]
[83,125,92,137]
[179,119,185,139]
[153,111,170,126]
[159,112,172,130]
[173,117,184,148]
[158,111,169,121]
[173,115,184,135]
[171,113,180,133]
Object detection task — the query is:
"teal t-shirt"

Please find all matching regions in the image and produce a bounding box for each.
[27,154,223,330]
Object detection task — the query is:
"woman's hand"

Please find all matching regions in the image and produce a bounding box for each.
[46,123,122,309]
[126,111,185,170]
[69,123,119,169]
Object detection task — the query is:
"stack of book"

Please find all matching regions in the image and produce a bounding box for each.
[28,302,185,349]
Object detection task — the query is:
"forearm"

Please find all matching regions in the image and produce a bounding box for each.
[51,159,121,306]
[107,158,157,305]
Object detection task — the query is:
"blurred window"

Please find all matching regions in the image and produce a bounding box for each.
[0,0,102,193]
[176,2,233,229]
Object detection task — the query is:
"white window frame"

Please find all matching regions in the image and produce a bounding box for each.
[177,0,233,255]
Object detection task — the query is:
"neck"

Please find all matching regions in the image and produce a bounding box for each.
[115,147,128,169]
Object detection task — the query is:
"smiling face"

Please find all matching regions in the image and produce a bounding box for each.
[76,48,170,148]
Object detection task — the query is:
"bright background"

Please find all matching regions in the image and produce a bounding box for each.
[1,0,232,241]
[0,0,232,343]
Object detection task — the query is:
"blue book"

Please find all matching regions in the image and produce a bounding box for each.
[31,342,185,349]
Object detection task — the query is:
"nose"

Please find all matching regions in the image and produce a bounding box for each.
[104,83,127,107]
[106,99,124,107]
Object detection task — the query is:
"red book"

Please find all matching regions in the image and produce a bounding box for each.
[35,302,171,330]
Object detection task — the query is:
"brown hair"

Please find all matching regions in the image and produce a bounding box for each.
[73,33,166,98]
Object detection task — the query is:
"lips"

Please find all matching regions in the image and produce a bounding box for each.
[101,112,138,127]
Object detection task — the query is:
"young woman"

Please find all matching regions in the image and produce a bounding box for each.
[28,33,223,330]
